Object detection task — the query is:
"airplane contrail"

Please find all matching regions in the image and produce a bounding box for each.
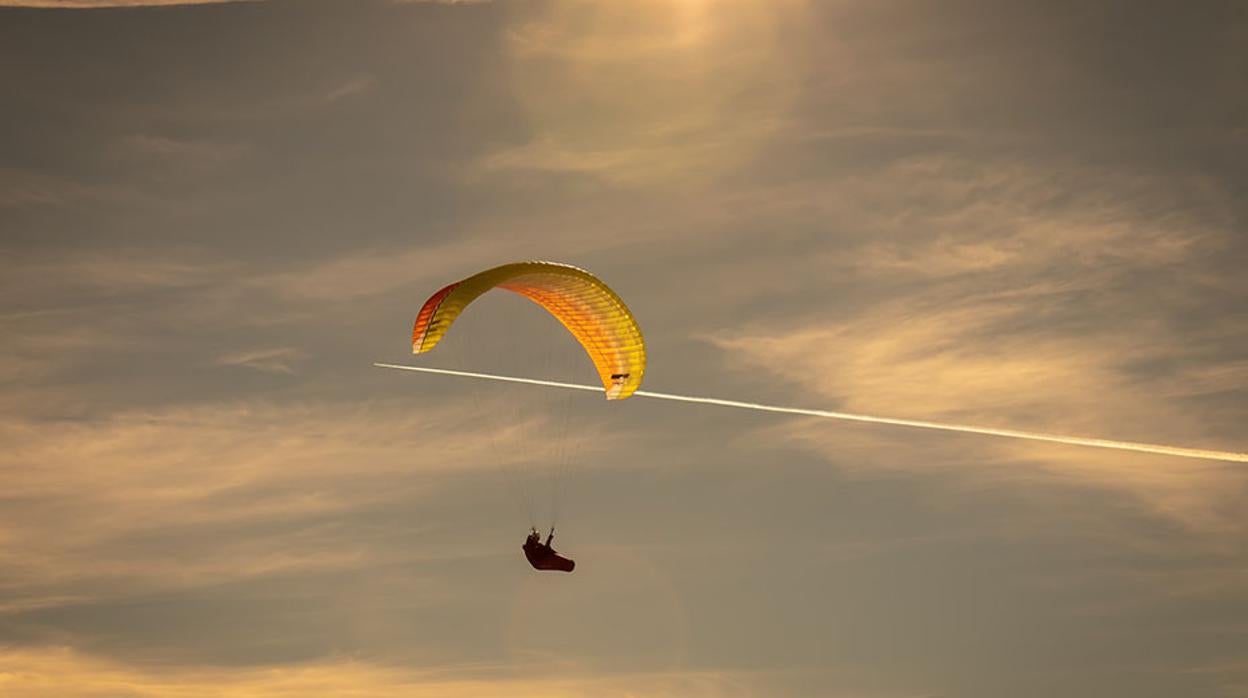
[373,363,1248,464]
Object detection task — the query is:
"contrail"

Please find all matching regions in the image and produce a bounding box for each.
[373,363,1248,464]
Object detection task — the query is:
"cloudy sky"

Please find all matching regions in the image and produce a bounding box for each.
[2,0,1246,696]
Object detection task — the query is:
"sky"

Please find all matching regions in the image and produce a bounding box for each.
[1,0,1246,696]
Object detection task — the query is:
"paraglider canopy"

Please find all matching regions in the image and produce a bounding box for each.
[412,261,646,399]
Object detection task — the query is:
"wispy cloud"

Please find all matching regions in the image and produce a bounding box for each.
[1,0,487,6]
[325,74,376,103]
[251,238,510,302]
[392,0,495,4]
[118,134,248,168]
[0,251,236,327]
[0,167,156,210]
[481,0,804,187]
[0,647,761,698]
[0,397,592,609]
[214,347,304,374]
[0,0,255,6]
[698,156,1247,534]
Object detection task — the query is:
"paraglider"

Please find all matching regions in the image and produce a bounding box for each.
[410,261,646,572]
[522,527,575,572]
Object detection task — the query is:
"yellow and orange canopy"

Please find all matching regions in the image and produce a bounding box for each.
[412,261,646,399]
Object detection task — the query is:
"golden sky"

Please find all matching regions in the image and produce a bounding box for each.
[1,1,1246,696]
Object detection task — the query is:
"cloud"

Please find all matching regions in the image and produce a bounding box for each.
[118,134,248,168]
[0,250,237,379]
[0,168,156,210]
[0,308,133,386]
[0,0,486,6]
[6,253,231,296]
[215,347,304,374]
[0,647,760,698]
[0,0,255,6]
[392,0,494,6]
[697,156,1247,534]
[0,397,597,611]
[248,204,701,303]
[251,238,510,303]
[480,0,805,187]
[324,74,376,103]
